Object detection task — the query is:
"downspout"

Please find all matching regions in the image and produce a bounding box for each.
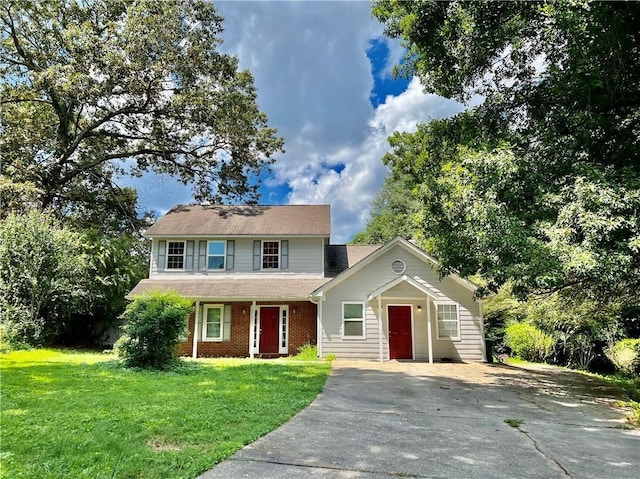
[427,297,433,364]
[192,300,200,358]
[310,295,323,359]
[378,295,383,362]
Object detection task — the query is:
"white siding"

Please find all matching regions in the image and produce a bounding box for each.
[149,237,325,278]
[320,244,484,361]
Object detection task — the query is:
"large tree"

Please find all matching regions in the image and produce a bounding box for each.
[372,1,640,300]
[1,0,284,216]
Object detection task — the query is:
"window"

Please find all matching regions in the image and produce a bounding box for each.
[342,302,365,338]
[262,241,279,269]
[167,241,185,269]
[437,303,460,340]
[207,241,226,270]
[202,305,231,341]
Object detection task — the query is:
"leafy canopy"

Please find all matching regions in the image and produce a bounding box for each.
[1,0,284,214]
[372,0,640,300]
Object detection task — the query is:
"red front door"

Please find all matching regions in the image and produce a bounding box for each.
[389,306,413,359]
[259,307,280,354]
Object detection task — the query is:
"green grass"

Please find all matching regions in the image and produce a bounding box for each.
[504,418,524,428]
[0,349,330,479]
[582,372,640,427]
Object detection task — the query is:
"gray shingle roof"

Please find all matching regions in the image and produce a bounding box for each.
[128,278,330,300]
[144,204,331,237]
[325,244,383,277]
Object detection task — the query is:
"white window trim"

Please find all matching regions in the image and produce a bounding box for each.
[206,240,226,271]
[202,304,224,342]
[166,240,186,270]
[260,240,281,271]
[435,301,461,341]
[342,301,366,339]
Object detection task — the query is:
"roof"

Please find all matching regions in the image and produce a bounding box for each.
[325,244,383,277]
[144,204,331,237]
[128,278,330,300]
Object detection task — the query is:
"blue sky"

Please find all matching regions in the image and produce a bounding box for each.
[129,1,464,243]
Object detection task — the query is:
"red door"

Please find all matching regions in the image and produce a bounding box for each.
[259,307,280,354]
[389,306,412,359]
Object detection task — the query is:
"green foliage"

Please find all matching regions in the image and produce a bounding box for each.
[0,209,90,347]
[372,1,640,304]
[115,291,192,369]
[504,418,524,428]
[606,339,640,377]
[1,0,284,213]
[351,171,422,245]
[1,349,330,478]
[504,322,553,363]
[287,343,319,361]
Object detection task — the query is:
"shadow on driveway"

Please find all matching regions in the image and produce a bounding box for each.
[199,361,639,479]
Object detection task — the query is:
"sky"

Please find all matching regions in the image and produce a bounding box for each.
[131,1,466,243]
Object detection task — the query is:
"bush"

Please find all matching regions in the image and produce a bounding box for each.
[504,322,553,362]
[115,291,192,369]
[606,339,640,376]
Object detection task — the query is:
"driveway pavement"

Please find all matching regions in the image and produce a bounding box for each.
[199,361,639,478]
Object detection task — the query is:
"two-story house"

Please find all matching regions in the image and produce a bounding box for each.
[129,204,486,362]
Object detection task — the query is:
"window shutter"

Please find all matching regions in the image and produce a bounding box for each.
[223,304,232,341]
[281,240,289,270]
[185,240,195,270]
[157,240,166,270]
[198,241,207,271]
[253,240,261,270]
[226,240,235,270]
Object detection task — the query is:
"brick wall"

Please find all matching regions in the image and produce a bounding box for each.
[177,301,317,358]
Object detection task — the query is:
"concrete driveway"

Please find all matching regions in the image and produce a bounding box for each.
[200,361,639,479]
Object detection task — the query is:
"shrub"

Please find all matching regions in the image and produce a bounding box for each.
[606,339,640,376]
[504,322,553,362]
[115,291,192,369]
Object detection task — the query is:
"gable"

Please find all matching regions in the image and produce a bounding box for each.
[313,237,477,298]
[145,204,331,237]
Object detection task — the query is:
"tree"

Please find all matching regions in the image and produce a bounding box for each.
[1,0,284,215]
[0,209,90,346]
[372,1,640,301]
[351,171,421,245]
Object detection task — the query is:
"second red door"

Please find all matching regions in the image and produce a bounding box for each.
[388,306,412,359]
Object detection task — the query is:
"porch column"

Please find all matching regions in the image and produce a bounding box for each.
[249,300,256,358]
[427,297,433,364]
[316,300,323,358]
[192,300,200,358]
[378,295,383,362]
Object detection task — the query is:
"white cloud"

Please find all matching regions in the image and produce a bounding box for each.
[128,2,467,242]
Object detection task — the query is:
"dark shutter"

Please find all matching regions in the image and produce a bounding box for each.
[226,240,235,270]
[185,240,195,270]
[198,240,207,271]
[281,240,289,270]
[253,240,261,270]
[157,240,166,270]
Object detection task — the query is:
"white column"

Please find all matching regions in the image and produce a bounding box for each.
[192,300,200,358]
[316,300,323,358]
[427,297,433,364]
[249,300,256,358]
[378,295,383,362]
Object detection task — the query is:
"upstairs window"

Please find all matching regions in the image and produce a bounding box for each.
[167,241,185,269]
[207,241,226,270]
[262,241,279,269]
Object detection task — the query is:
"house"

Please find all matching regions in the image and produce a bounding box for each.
[129,204,485,362]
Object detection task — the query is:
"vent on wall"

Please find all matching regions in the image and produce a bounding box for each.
[391,259,406,274]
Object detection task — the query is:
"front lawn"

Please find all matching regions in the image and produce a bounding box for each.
[0,349,330,479]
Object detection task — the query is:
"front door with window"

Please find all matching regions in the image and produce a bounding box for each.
[259,307,280,354]
[388,306,412,359]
